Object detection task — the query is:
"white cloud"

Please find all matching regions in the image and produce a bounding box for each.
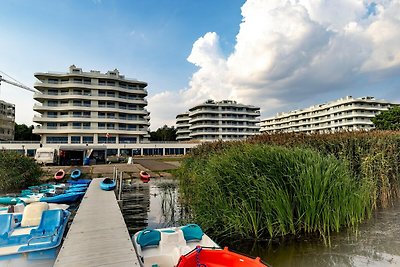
[149,0,400,129]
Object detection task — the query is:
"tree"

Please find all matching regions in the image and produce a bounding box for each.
[150,125,177,141]
[371,106,400,130]
[14,123,41,141]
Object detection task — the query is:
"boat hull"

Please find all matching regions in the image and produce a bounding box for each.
[177,246,269,267]
[139,171,150,183]
[54,169,65,180]
[40,192,84,204]
[100,178,116,191]
[70,169,81,180]
[0,208,71,263]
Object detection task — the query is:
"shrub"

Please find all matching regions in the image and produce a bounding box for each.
[0,150,42,192]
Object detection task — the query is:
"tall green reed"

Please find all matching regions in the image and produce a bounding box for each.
[177,143,372,241]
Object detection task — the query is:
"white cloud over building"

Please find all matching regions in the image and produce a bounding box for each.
[148,0,400,130]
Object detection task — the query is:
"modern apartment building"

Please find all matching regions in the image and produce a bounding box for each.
[260,96,395,134]
[175,112,191,141]
[176,100,260,141]
[33,65,150,144]
[0,100,15,141]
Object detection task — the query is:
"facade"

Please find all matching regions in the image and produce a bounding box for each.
[33,65,150,144]
[260,96,395,134]
[0,100,15,141]
[176,100,260,141]
[175,112,191,141]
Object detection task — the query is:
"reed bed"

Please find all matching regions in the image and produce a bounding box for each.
[177,131,400,241]
[178,144,372,241]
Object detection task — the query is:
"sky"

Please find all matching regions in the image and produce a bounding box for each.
[0,0,399,130]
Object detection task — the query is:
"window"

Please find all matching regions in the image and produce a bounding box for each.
[46,136,68,143]
[73,100,82,106]
[83,136,93,144]
[48,100,58,107]
[47,112,57,118]
[99,136,116,143]
[73,111,82,117]
[48,89,58,95]
[47,122,57,129]
[119,136,136,143]
[71,136,81,144]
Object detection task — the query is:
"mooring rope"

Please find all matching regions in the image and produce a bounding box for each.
[195,246,207,267]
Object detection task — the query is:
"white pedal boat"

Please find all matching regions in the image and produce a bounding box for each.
[132,224,219,267]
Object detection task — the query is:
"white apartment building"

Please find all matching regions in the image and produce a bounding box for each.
[260,96,395,134]
[33,65,150,144]
[0,100,15,141]
[175,112,191,141]
[176,100,260,141]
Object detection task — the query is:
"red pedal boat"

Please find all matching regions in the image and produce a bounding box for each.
[54,169,66,180]
[177,246,269,267]
[139,170,150,183]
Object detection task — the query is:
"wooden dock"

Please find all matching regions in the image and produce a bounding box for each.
[54,178,140,267]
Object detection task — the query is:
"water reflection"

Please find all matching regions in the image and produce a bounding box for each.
[121,178,183,236]
[226,201,400,267]
[122,179,400,267]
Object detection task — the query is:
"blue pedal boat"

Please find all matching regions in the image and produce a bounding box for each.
[70,169,81,180]
[0,202,70,262]
[100,178,116,191]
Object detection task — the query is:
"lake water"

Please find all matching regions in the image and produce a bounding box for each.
[122,178,400,267]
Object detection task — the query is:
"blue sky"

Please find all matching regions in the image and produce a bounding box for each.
[1,0,400,130]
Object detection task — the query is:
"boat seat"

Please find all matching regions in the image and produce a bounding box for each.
[181,224,204,242]
[136,229,161,249]
[21,202,49,227]
[30,209,64,236]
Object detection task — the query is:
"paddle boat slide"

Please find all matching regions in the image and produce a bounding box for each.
[132,224,219,267]
[0,202,70,262]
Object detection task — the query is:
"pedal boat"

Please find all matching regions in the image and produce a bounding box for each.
[177,246,269,267]
[132,224,218,267]
[0,202,70,261]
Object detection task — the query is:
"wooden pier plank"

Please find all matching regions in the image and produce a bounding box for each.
[54,178,139,267]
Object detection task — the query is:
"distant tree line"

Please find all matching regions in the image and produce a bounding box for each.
[371,106,400,130]
[14,123,40,141]
[149,125,177,141]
